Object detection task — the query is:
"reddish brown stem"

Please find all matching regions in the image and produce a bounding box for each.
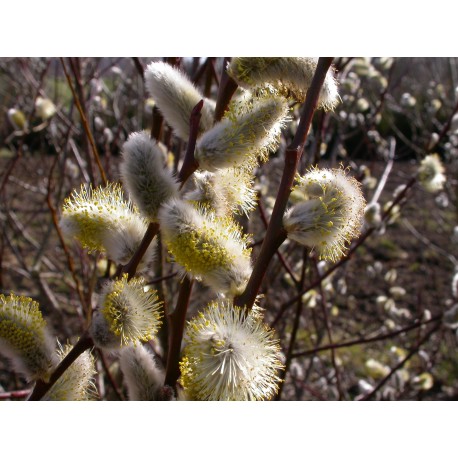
[0,389,31,400]
[214,57,238,122]
[164,277,194,389]
[177,99,204,187]
[120,222,160,279]
[132,57,145,80]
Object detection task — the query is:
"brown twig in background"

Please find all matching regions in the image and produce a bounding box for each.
[96,348,125,401]
[60,57,107,186]
[275,247,308,400]
[313,258,344,400]
[291,314,442,358]
[360,322,442,401]
[258,196,300,286]
[46,154,89,321]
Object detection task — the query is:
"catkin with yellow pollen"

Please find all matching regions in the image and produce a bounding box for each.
[91,275,163,349]
[227,57,339,109]
[0,293,57,381]
[60,183,156,269]
[158,198,252,296]
[283,167,366,262]
[195,95,289,172]
[42,343,96,401]
[179,301,283,401]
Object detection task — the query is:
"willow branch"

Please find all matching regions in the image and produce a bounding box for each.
[177,99,204,186]
[60,57,107,186]
[214,57,238,122]
[164,276,194,389]
[234,57,334,310]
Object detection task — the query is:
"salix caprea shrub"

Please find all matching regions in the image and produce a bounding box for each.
[2,56,455,401]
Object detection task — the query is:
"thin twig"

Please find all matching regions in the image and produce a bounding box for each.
[258,196,300,286]
[314,258,344,400]
[291,314,442,358]
[60,57,107,185]
[275,248,308,400]
[359,322,442,401]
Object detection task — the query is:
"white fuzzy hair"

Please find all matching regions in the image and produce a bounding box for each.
[158,198,252,296]
[228,57,339,109]
[195,96,289,172]
[145,61,215,140]
[119,344,165,401]
[120,131,179,221]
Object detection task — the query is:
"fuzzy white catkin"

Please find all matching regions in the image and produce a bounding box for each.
[91,275,163,349]
[284,168,365,262]
[195,95,289,172]
[180,301,283,401]
[60,183,156,271]
[228,57,339,109]
[42,343,96,401]
[186,168,257,216]
[158,198,252,296]
[0,294,57,382]
[418,154,446,193]
[120,131,179,221]
[144,61,215,141]
[119,344,166,401]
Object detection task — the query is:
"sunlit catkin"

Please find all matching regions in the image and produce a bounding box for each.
[120,131,179,221]
[179,301,283,401]
[91,275,163,349]
[186,168,257,216]
[144,61,215,140]
[158,198,252,296]
[283,167,365,262]
[195,95,289,172]
[60,183,156,269]
[228,57,339,109]
[0,293,56,381]
[418,154,446,193]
